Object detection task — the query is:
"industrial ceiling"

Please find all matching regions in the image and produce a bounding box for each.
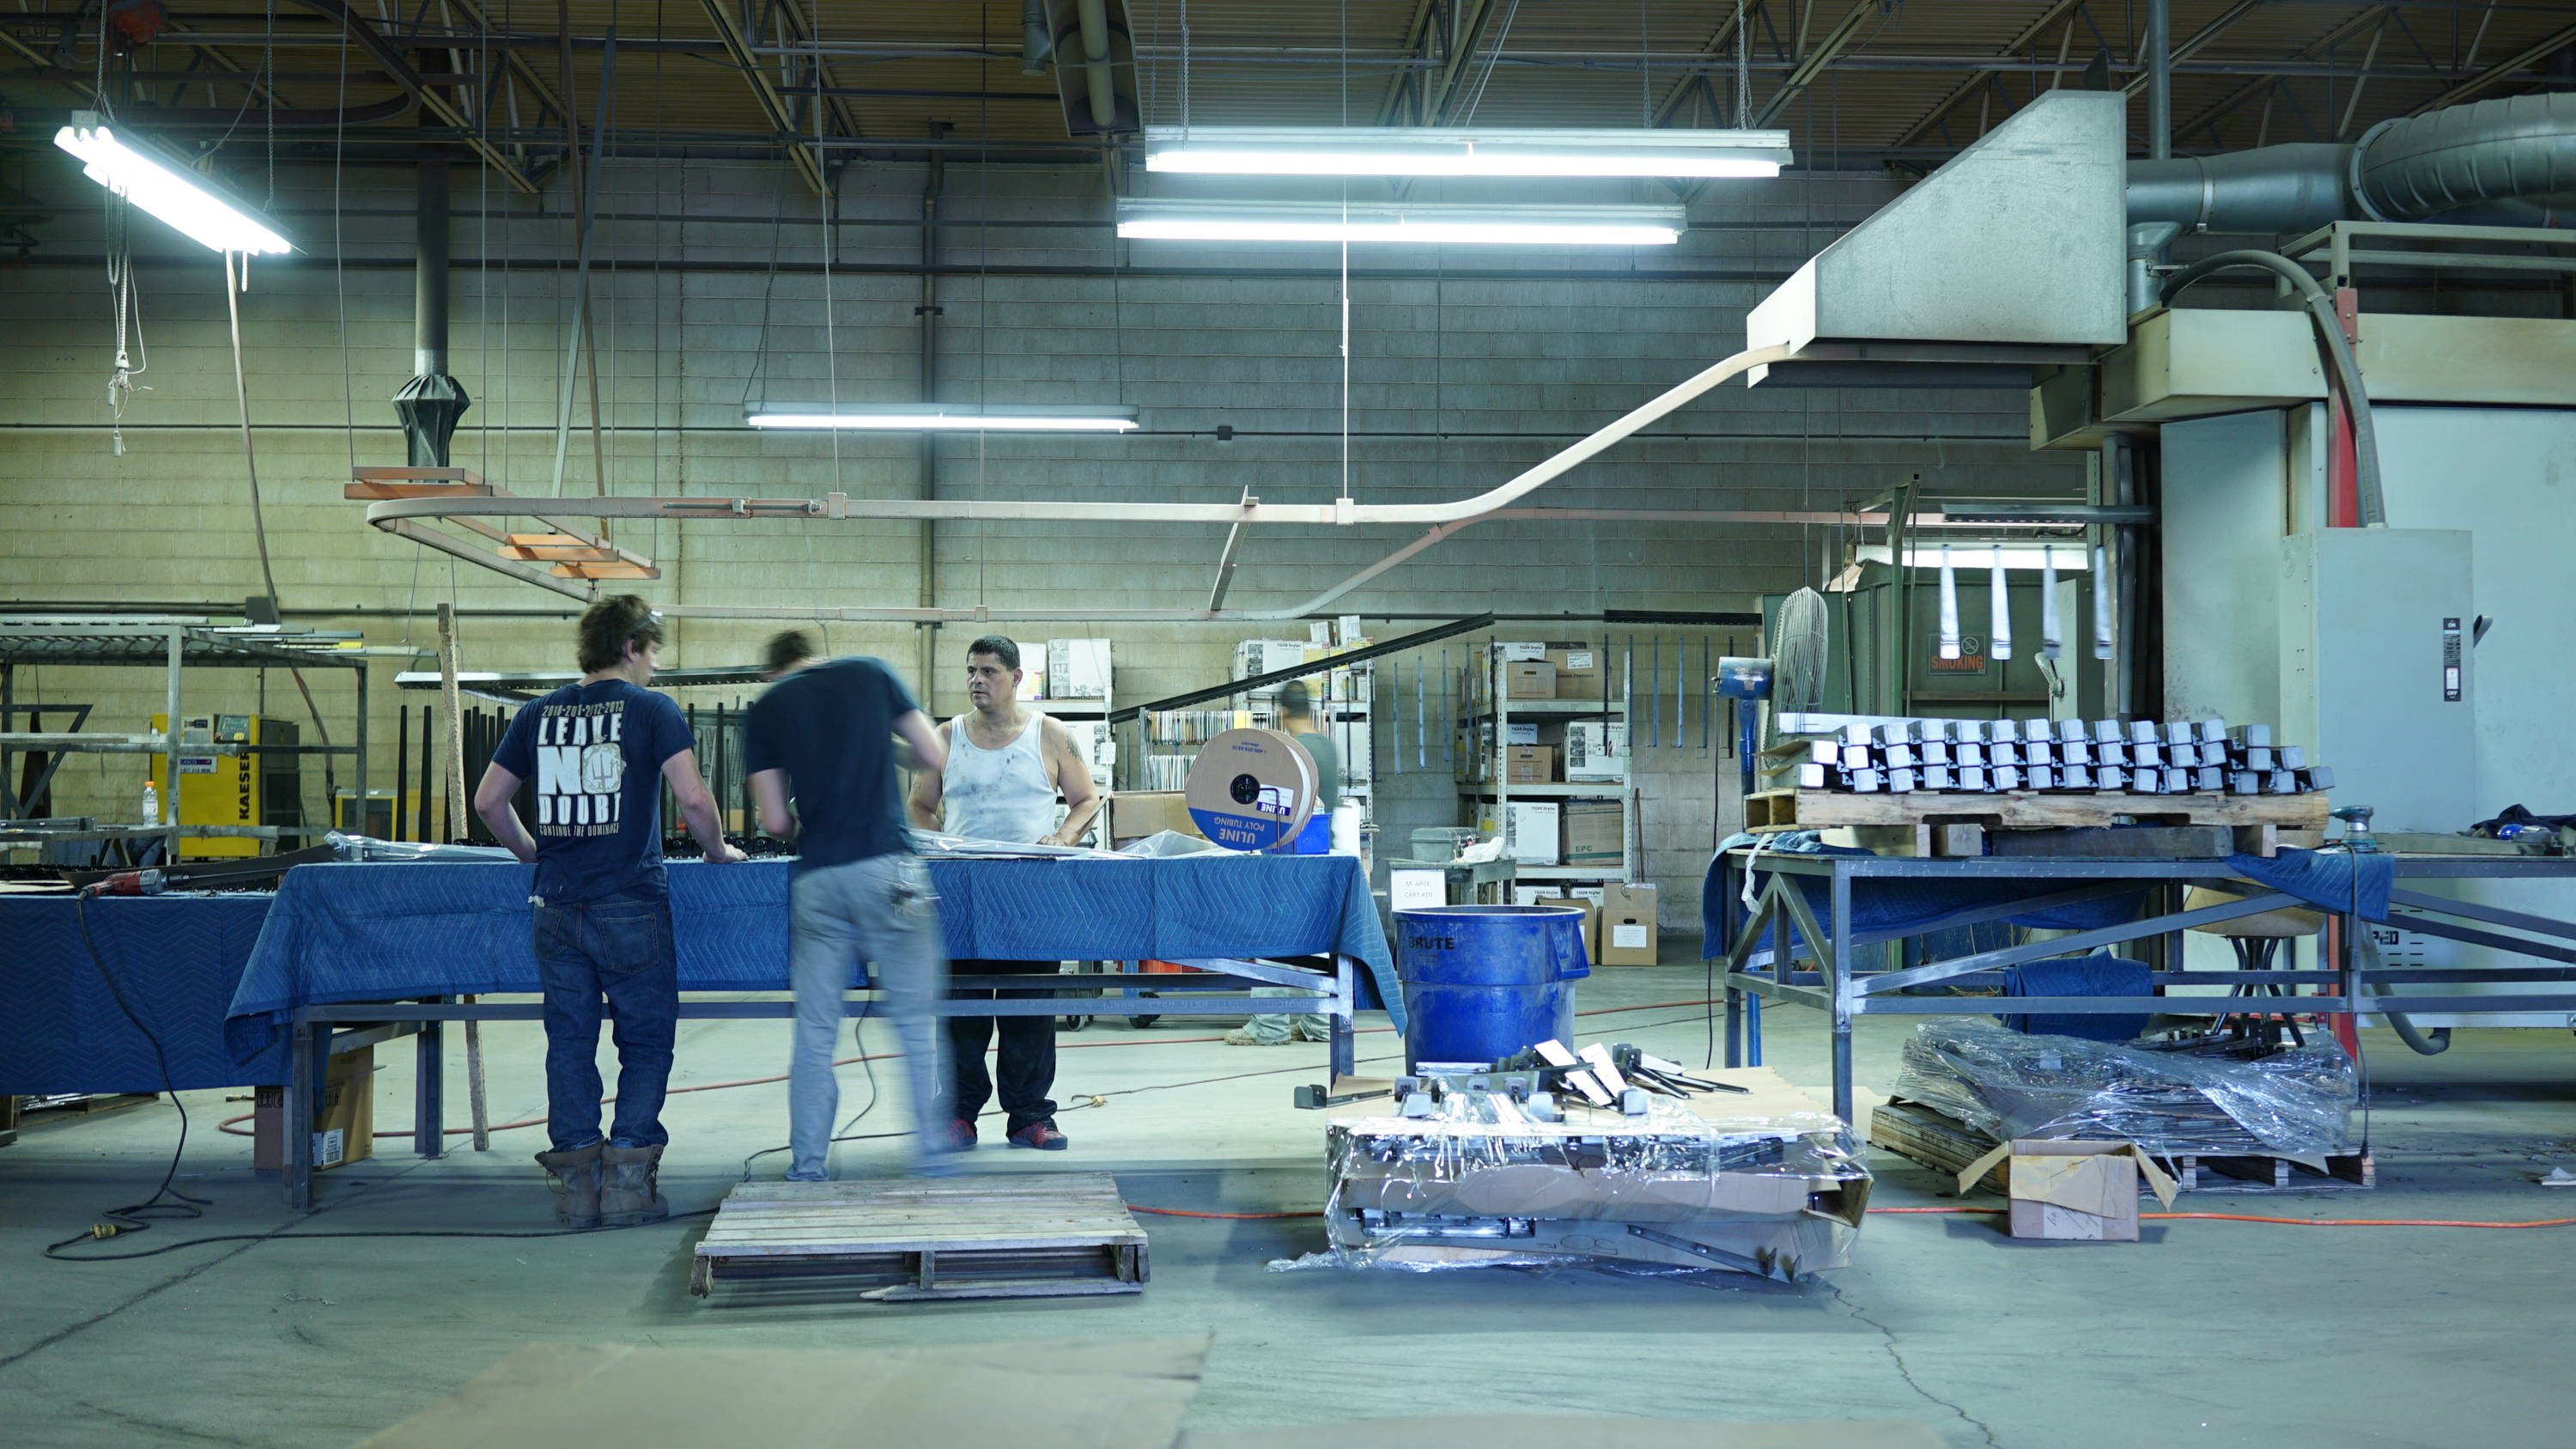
[3,1,2573,199]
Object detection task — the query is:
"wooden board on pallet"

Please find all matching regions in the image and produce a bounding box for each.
[1867,1099,2372,1196]
[1748,788,2327,836]
[690,1173,1149,1302]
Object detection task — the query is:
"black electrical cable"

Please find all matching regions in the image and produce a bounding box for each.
[52,890,212,1252]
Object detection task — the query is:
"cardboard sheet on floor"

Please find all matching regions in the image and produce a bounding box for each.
[353,1337,1209,1449]
[1180,1414,1945,1448]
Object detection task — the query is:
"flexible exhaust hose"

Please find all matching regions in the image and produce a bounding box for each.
[2360,931,2453,1056]
[2159,250,2386,527]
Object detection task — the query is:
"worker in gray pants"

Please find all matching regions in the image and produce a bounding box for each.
[746,630,957,1180]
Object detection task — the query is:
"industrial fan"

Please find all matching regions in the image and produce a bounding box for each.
[1716,587,1831,793]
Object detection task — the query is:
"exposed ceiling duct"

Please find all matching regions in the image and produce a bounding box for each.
[2127,93,2576,235]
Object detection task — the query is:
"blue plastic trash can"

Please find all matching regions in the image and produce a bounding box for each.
[1394,904,1591,1069]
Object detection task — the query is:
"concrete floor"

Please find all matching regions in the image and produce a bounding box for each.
[5,956,2576,1449]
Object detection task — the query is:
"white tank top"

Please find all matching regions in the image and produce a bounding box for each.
[940,710,1058,843]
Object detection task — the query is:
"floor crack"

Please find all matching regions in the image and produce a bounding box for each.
[1828,1281,2002,1448]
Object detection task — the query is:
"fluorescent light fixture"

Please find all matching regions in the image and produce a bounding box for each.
[1116,199,1684,247]
[1145,126,1791,180]
[52,113,292,254]
[746,404,1139,432]
[1860,545,2093,572]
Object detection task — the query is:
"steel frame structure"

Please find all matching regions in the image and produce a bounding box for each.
[276,955,1358,1209]
[1710,848,2576,1124]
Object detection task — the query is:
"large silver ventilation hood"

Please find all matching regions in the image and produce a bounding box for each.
[1745,91,2129,389]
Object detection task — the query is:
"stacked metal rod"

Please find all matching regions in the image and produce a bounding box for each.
[1771,717,2333,796]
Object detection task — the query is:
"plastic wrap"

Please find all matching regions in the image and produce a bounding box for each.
[1891,1018,2357,1157]
[325,833,519,863]
[1277,1091,1870,1282]
[1115,830,1224,858]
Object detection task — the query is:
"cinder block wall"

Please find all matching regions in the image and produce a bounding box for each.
[0,160,2079,927]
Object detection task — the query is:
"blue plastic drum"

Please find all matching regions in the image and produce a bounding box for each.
[1394,904,1592,1070]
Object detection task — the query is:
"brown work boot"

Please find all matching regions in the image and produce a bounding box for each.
[598,1144,671,1226]
[534,1144,604,1228]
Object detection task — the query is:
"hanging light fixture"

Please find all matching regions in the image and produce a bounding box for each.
[1143,126,1791,179]
[53,113,292,255]
[1116,199,1685,247]
[745,404,1140,432]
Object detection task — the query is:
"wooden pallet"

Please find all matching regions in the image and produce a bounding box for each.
[1747,788,2326,856]
[690,1173,1149,1302]
[1867,1099,2372,1196]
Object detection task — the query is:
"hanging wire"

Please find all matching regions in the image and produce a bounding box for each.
[1736,0,1752,128]
[333,28,354,475]
[1456,0,1524,125]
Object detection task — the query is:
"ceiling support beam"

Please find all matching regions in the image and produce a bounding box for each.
[2410,18,2576,114]
[696,0,830,195]
[1753,0,1873,128]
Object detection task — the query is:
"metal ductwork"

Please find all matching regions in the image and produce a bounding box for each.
[392,155,470,467]
[2127,93,2576,235]
[1046,0,1133,137]
[1019,0,1052,76]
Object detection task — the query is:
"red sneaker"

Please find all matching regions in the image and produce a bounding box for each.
[945,1117,979,1152]
[1006,1121,1069,1151]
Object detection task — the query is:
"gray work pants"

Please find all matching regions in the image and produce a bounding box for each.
[788,853,951,1178]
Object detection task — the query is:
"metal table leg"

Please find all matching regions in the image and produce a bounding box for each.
[1330,955,1358,1079]
[285,1016,318,1211]
[414,1002,446,1160]
[1830,861,1856,1127]
[1721,855,1744,1068]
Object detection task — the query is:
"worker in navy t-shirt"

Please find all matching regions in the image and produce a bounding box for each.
[475,594,744,1228]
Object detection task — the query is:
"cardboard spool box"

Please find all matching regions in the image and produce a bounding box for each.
[1957,1139,2179,1240]
[253,1045,374,1173]
[1597,881,1659,965]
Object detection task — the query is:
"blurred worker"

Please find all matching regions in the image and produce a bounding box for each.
[475,594,747,1228]
[744,630,953,1181]
[907,636,1101,1152]
[1227,679,1337,1046]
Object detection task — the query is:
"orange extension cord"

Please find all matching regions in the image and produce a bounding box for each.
[214,995,1733,1141]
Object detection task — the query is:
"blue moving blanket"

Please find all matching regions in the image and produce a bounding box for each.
[228,854,1397,1062]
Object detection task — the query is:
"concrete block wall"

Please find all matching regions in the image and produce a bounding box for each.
[0,158,2081,926]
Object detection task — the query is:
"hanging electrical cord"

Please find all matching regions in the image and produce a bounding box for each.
[48,891,211,1256]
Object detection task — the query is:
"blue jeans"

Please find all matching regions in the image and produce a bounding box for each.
[532,890,678,1153]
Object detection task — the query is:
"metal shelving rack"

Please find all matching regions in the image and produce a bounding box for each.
[0,618,370,855]
[1459,649,1638,884]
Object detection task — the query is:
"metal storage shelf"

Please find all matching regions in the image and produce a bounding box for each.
[1466,782,1630,798]
[0,618,373,855]
[1458,649,1639,882]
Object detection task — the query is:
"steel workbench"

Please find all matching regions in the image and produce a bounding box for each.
[1710,848,2576,1123]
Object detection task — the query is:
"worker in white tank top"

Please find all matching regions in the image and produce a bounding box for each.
[906,636,1103,1152]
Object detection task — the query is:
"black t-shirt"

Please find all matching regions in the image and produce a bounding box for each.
[489,680,696,904]
[742,656,920,873]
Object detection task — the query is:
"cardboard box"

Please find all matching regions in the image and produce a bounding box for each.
[1559,799,1625,867]
[253,1045,374,1172]
[1529,893,1600,962]
[1958,1139,2179,1240]
[1233,639,1310,696]
[1501,721,1540,746]
[1019,661,1047,699]
[1504,745,1558,784]
[1494,641,1549,662]
[1108,790,1203,845]
[1544,648,1604,698]
[1564,721,1628,781]
[1504,661,1558,699]
[1045,638,1111,699]
[1597,881,1659,965]
[1477,802,1561,866]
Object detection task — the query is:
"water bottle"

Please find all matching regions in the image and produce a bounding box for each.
[141,781,161,827]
